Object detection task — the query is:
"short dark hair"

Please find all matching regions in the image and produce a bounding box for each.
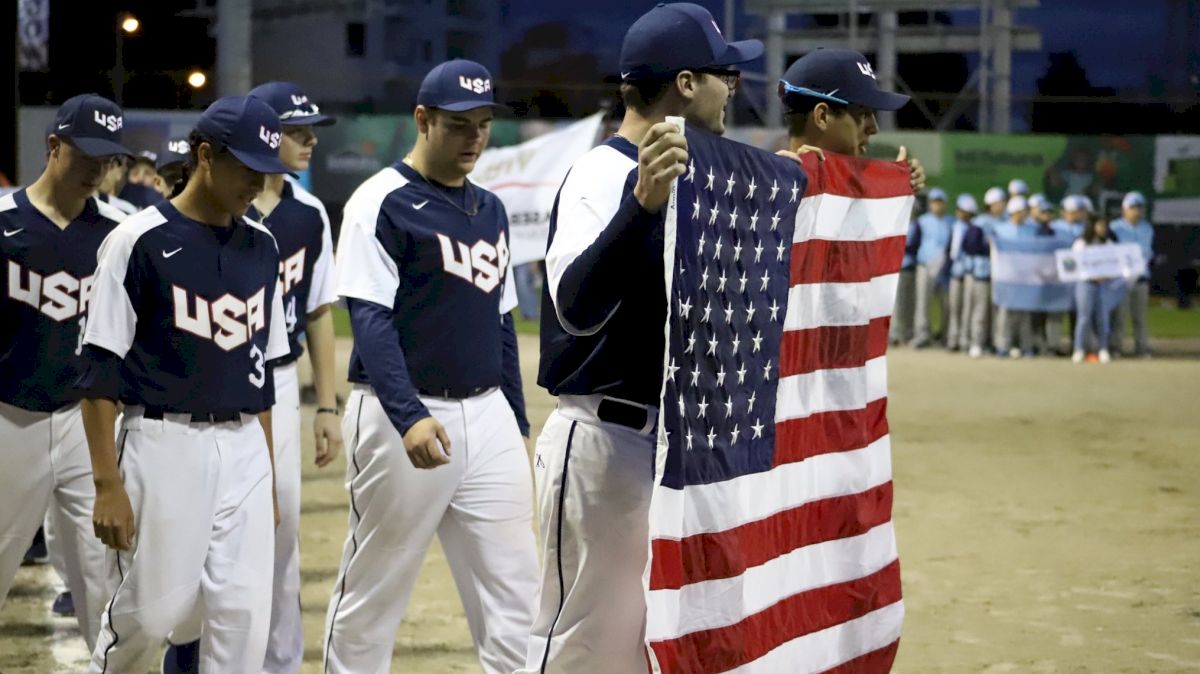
[179,129,231,194]
[783,97,847,137]
[620,75,675,112]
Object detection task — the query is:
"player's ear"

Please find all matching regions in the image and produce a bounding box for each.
[812,102,832,131]
[415,105,432,136]
[675,70,698,102]
[46,134,62,159]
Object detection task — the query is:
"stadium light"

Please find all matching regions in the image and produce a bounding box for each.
[120,15,140,34]
[187,71,208,89]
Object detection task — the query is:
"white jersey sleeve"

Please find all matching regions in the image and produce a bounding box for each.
[289,179,339,313]
[266,280,291,360]
[335,168,409,309]
[82,208,169,357]
[500,262,518,315]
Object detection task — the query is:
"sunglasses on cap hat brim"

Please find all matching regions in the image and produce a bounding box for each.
[778,80,910,112]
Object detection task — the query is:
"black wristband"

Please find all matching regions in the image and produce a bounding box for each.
[316,407,339,416]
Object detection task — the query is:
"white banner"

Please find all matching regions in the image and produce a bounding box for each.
[471,112,604,265]
[1055,243,1146,282]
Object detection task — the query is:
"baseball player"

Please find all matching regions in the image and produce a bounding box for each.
[524,5,758,672]
[0,93,129,651]
[324,59,536,674]
[156,137,191,197]
[947,192,978,352]
[77,95,291,673]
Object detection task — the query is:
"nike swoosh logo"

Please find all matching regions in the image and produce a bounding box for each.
[620,72,631,79]
[162,248,182,258]
[57,123,69,130]
[412,200,429,210]
[3,228,23,237]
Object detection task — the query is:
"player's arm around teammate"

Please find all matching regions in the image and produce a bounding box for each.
[76,95,293,674]
[0,94,130,653]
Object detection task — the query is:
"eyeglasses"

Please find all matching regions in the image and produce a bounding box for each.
[699,68,741,92]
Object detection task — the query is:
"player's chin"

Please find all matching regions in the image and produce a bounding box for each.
[457,153,479,173]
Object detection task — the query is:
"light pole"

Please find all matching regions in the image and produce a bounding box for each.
[114,13,139,105]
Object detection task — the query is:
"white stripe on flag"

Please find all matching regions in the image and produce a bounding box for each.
[793,194,912,243]
[783,275,899,330]
[775,356,888,423]
[649,435,893,540]
[646,522,899,640]
[722,601,906,674]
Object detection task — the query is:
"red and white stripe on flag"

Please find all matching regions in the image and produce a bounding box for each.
[647,152,914,673]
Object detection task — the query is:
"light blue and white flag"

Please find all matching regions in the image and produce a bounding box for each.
[991,234,1076,311]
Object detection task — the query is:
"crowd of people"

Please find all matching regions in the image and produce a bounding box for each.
[892,178,1155,363]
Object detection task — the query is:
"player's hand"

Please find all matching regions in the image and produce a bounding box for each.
[897,146,926,193]
[313,412,344,468]
[93,480,135,551]
[634,122,689,212]
[777,145,826,162]
[403,416,452,469]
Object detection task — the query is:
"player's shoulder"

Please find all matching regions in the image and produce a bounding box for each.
[346,165,413,211]
[99,205,172,263]
[284,175,329,219]
[93,197,129,226]
[0,190,18,214]
[560,142,637,202]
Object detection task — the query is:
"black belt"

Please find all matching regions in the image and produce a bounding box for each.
[140,408,244,423]
[597,397,655,431]
[417,385,490,400]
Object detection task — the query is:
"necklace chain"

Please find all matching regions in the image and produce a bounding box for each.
[404,156,478,217]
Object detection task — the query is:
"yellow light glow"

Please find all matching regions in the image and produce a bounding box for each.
[187,71,207,89]
[121,16,140,34]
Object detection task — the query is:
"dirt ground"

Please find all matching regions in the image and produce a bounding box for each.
[2,337,1197,673]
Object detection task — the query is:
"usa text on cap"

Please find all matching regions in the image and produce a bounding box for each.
[52,94,133,157]
[779,47,909,111]
[157,137,190,170]
[194,96,291,174]
[248,81,336,126]
[417,60,501,112]
[620,3,763,80]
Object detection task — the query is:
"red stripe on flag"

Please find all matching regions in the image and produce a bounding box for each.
[789,236,907,285]
[778,317,890,378]
[799,153,913,200]
[649,481,894,590]
[821,640,901,674]
[774,398,890,467]
[649,559,903,674]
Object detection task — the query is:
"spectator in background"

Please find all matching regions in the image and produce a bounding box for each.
[1110,191,1154,358]
[945,193,976,352]
[912,188,954,348]
[1007,178,1029,199]
[890,203,921,346]
[1029,194,1067,355]
[994,195,1036,358]
[155,137,191,197]
[513,262,542,320]
[127,151,158,187]
[1054,195,1087,238]
[1072,215,1121,364]
[95,155,138,216]
[963,192,997,359]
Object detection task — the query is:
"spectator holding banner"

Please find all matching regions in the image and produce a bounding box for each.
[1109,191,1153,358]
[993,196,1037,357]
[1029,194,1068,354]
[1071,215,1122,364]
[912,188,953,348]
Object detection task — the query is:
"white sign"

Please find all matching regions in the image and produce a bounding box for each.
[471,112,604,265]
[1055,243,1146,282]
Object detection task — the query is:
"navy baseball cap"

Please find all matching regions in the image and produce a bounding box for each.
[780,48,910,112]
[248,81,336,126]
[620,3,763,80]
[51,94,132,157]
[194,96,291,174]
[417,60,500,112]
[156,137,191,170]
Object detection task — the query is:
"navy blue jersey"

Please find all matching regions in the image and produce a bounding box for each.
[81,201,290,414]
[537,137,667,405]
[336,161,516,393]
[248,177,336,364]
[0,190,124,411]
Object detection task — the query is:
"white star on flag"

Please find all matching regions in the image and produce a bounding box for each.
[752,330,763,353]
[728,207,738,229]
[708,203,720,226]
[747,390,757,413]
[751,418,764,439]
[745,302,756,323]
[692,197,701,220]
[696,396,709,418]
[724,172,736,196]
[769,299,780,321]
[738,270,748,291]
[749,209,759,231]
[716,271,727,292]
[686,160,695,182]
[790,180,799,202]
[730,424,740,443]
[667,358,679,382]
[701,301,712,323]
[678,296,693,319]
[745,177,758,200]
[768,179,779,201]
[723,397,733,418]
[705,166,715,191]
[754,240,764,263]
[760,268,771,291]
[706,427,717,448]
[770,211,780,231]
[736,363,747,384]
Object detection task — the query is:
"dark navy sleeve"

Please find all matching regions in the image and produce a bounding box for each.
[347,297,430,436]
[499,312,530,437]
[905,219,921,258]
[73,345,124,400]
[555,193,660,332]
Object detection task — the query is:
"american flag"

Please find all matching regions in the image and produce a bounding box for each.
[647,128,914,673]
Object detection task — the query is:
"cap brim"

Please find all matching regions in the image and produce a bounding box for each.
[281,113,337,127]
[711,39,765,68]
[156,157,187,171]
[434,100,504,112]
[71,137,133,158]
[228,147,292,174]
[851,88,911,111]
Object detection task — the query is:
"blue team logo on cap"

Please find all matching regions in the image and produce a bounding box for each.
[780,47,910,112]
[247,81,337,126]
[195,96,291,174]
[51,94,132,157]
[418,60,501,112]
[459,75,492,95]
